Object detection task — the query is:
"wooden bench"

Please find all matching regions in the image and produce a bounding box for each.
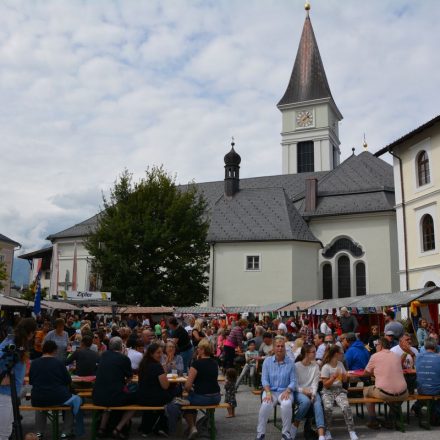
[76,390,93,398]
[348,394,438,431]
[20,403,229,440]
[81,402,230,440]
[20,405,72,440]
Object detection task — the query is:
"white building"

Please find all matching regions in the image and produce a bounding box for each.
[376,116,440,289]
[0,233,20,295]
[44,8,400,306]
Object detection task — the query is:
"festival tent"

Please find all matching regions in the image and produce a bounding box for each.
[418,287,440,303]
[277,300,323,315]
[41,300,80,311]
[0,295,31,308]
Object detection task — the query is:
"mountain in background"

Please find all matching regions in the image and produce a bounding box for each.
[12,258,30,287]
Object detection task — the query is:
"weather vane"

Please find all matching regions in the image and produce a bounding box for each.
[363,133,368,150]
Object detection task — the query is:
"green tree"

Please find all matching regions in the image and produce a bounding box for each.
[86,167,210,306]
[21,283,48,301]
[0,253,7,291]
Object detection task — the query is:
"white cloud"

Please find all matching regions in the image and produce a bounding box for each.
[1,0,439,253]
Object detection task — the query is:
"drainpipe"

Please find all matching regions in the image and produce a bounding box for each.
[389,149,409,290]
[210,243,215,307]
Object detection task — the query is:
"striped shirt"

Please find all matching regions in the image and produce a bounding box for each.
[261,354,296,392]
[225,326,244,348]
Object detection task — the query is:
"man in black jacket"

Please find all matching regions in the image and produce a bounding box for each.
[339,307,359,334]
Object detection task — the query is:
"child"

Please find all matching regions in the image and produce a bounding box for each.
[320,345,358,440]
[235,340,259,389]
[367,325,380,354]
[224,368,238,418]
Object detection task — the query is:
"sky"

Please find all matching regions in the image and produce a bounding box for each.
[1,0,439,255]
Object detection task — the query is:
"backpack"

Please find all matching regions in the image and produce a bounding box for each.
[0,336,16,381]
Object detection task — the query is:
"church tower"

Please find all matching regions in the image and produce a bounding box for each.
[278,4,342,174]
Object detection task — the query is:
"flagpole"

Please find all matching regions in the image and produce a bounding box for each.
[72,241,78,292]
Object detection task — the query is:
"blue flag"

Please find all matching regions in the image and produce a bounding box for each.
[33,272,41,315]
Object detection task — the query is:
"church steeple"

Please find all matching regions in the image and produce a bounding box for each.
[278,11,336,108]
[278,4,343,175]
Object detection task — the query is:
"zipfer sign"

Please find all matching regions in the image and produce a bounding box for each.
[59,291,112,301]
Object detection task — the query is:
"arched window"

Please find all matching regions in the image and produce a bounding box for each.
[356,262,366,296]
[417,151,430,186]
[322,237,364,258]
[338,255,351,298]
[322,263,332,299]
[297,141,314,173]
[422,214,435,251]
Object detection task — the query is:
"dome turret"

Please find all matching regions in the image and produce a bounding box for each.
[224,139,241,197]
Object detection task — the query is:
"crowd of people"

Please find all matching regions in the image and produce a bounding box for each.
[0,307,439,440]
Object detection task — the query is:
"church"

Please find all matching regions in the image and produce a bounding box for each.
[45,8,399,306]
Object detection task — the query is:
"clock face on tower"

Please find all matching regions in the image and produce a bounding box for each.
[296,110,313,128]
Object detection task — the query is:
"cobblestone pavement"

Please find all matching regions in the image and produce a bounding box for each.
[20,385,440,440]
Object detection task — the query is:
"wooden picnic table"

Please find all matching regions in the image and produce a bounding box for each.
[347,368,416,378]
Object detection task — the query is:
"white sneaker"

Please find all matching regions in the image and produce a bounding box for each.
[349,432,358,440]
[188,426,198,439]
[325,431,332,440]
[290,424,298,439]
[173,397,191,406]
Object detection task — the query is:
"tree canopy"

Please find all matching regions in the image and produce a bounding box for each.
[0,253,7,291]
[86,167,210,306]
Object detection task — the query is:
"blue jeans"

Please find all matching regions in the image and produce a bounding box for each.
[294,392,325,429]
[180,347,194,373]
[188,392,221,406]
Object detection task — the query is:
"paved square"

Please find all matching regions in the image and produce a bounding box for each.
[19,384,440,440]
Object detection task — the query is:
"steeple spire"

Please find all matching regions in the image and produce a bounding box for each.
[278,4,343,175]
[277,7,337,108]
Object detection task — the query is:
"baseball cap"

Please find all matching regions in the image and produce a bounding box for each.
[340,307,348,313]
[385,330,395,336]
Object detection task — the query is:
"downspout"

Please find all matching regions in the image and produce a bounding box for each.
[210,243,215,307]
[389,149,409,290]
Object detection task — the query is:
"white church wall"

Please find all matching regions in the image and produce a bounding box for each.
[310,212,399,296]
[211,241,320,306]
[291,241,320,300]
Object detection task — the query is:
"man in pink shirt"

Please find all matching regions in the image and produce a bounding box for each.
[363,337,408,429]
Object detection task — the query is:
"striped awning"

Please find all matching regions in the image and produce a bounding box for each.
[309,287,435,313]
[278,300,323,312]
[122,306,174,314]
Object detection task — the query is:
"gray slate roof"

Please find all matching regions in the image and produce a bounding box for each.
[0,233,20,247]
[47,214,100,240]
[47,152,395,243]
[207,187,318,242]
[294,151,395,217]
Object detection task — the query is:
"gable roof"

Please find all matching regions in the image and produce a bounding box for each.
[293,151,395,217]
[315,152,394,195]
[375,114,440,157]
[207,187,319,243]
[0,233,20,247]
[277,14,336,108]
[46,214,100,241]
[47,153,394,242]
